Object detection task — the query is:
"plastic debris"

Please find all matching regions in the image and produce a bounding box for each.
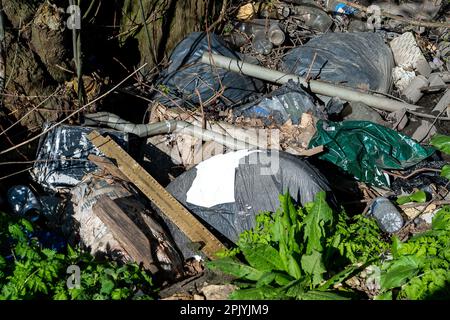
[370,197,404,233]
[234,80,323,125]
[7,185,41,222]
[308,120,435,187]
[342,102,388,126]
[152,32,263,109]
[389,32,432,77]
[402,75,429,104]
[282,32,394,95]
[31,124,137,193]
[432,89,450,114]
[164,150,336,259]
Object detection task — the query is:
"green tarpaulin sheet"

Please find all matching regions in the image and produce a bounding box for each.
[309,120,435,187]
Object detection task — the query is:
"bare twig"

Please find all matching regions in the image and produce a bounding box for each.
[207,0,229,32]
[0,88,60,137]
[0,167,32,181]
[0,64,147,156]
[384,168,442,180]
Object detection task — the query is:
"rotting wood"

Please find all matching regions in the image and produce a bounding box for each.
[87,130,227,259]
[93,195,158,273]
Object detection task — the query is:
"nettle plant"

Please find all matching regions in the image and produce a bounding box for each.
[0,212,156,300]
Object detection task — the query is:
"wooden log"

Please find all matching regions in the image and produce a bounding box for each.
[93,194,158,273]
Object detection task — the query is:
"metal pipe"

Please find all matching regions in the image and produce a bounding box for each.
[200,53,420,112]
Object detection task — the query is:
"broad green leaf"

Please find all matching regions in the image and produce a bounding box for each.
[319,264,360,291]
[20,219,33,232]
[286,254,302,280]
[303,191,333,254]
[381,256,423,289]
[300,290,350,300]
[440,165,450,180]
[301,250,326,286]
[391,236,402,259]
[409,191,427,203]
[256,272,276,288]
[274,272,294,286]
[100,279,115,295]
[229,286,279,300]
[8,224,25,241]
[431,134,450,155]
[397,191,426,205]
[207,258,264,281]
[241,244,285,272]
[374,291,393,300]
[396,195,412,205]
[432,207,450,231]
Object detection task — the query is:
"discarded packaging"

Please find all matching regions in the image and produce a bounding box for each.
[308,120,435,187]
[389,32,432,77]
[370,197,404,233]
[291,4,333,33]
[282,32,394,95]
[7,185,41,222]
[402,75,429,104]
[165,150,336,258]
[31,124,136,193]
[234,80,322,125]
[152,32,263,109]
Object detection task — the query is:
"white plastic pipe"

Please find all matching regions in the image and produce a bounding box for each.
[201,53,420,112]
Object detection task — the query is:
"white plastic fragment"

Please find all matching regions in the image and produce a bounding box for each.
[390,32,432,77]
[432,89,450,114]
[186,150,261,208]
[402,75,429,103]
[392,66,416,92]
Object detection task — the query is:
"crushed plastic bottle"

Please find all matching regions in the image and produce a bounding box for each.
[370,197,404,233]
[7,185,42,222]
[293,4,333,33]
[252,29,273,55]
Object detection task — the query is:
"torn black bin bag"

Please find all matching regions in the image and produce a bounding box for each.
[282,32,394,95]
[31,124,140,193]
[233,80,330,125]
[152,32,264,110]
[163,150,336,259]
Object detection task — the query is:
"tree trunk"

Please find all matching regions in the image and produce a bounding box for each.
[119,0,222,73]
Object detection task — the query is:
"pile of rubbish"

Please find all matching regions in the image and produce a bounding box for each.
[2,0,450,299]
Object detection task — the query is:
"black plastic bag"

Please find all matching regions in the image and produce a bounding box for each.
[153,32,264,110]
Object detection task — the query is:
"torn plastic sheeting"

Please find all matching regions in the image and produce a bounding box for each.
[233,80,326,125]
[153,32,264,109]
[282,32,394,96]
[164,150,336,259]
[308,120,435,187]
[31,124,138,193]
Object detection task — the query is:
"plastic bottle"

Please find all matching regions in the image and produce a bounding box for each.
[7,185,42,222]
[268,23,285,46]
[252,29,273,55]
[370,197,404,233]
[293,5,333,33]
